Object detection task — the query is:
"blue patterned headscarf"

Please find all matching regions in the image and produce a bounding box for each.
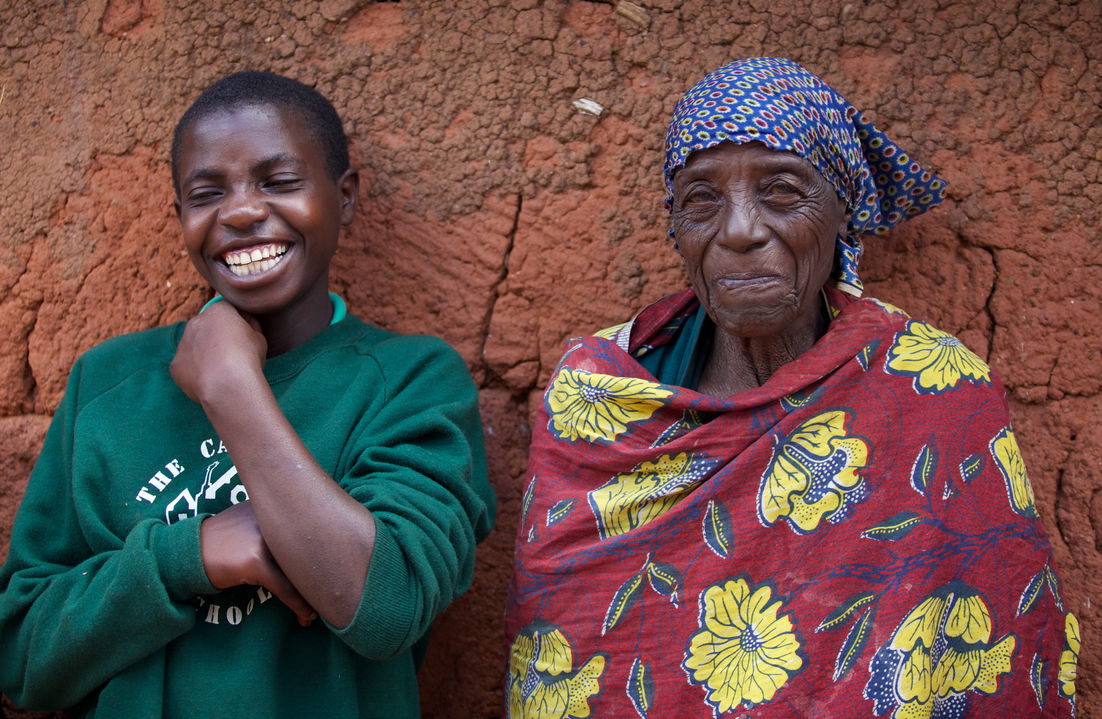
[664,57,947,295]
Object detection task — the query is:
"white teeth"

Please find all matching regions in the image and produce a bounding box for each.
[223,246,287,277]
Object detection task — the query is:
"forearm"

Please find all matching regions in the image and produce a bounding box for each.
[171,309,493,655]
[197,369,374,628]
[0,518,205,708]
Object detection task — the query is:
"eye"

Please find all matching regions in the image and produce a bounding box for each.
[676,183,721,211]
[263,174,303,192]
[685,188,718,204]
[185,187,222,206]
[761,179,805,205]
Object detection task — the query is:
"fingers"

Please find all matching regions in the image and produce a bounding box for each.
[199,506,253,590]
[172,304,268,392]
[202,302,264,347]
[199,503,316,626]
[254,560,318,627]
[244,512,318,625]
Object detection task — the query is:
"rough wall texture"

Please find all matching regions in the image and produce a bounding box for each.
[0,0,1098,716]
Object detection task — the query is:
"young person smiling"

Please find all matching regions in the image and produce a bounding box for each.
[0,72,494,719]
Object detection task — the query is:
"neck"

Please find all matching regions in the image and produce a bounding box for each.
[698,298,828,397]
[256,284,333,357]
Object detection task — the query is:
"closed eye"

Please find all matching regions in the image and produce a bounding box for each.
[263,175,303,192]
[685,189,719,204]
[764,181,800,196]
[185,187,222,206]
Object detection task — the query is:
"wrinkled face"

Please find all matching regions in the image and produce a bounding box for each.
[671,141,848,340]
[174,104,357,319]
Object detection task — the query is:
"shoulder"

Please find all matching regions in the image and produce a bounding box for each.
[70,323,184,392]
[41,324,188,424]
[327,320,481,439]
[339,316,465,366]
[850,296,1005,399]
[831,293,912,333]
[80,323,183,365]
[334,316,473,387]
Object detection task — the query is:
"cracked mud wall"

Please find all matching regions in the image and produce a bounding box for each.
[1,0,1099,716]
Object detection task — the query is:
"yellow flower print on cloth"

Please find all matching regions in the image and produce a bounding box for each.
[592,322,627,340]
[683,576,805,713]
[1059,612,1080,702]
[989,427,1039,518]
[885,320,992,395]
[758,410,870,533]
[547,368,673,443]
[588,451,719,539]
[507,623,606,719]
[864,583,1016,719]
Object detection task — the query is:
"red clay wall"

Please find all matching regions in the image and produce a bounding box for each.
[1,1,1099,716]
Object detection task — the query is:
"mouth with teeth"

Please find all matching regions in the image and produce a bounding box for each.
[221,242,290,277]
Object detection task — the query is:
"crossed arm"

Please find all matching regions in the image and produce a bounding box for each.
[170,302,374,629]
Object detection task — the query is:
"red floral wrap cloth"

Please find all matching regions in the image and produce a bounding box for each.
[505,288,1077,718]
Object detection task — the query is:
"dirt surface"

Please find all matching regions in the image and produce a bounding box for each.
[1,0,1099,716]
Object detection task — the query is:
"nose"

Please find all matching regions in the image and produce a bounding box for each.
[218,186,269,229]
[718,199,770,253]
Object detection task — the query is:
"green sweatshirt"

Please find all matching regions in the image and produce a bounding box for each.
[0,312,494,718]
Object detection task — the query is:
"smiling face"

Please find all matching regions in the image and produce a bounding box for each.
[174,104,357,339]
[671,141,849,341]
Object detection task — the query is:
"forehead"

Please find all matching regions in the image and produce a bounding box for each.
[176,104,322,175]
[676,141,824,184]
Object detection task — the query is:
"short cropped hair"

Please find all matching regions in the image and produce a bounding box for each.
[171,71,350,193]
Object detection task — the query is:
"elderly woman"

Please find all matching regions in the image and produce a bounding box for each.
[505,58,1077,718]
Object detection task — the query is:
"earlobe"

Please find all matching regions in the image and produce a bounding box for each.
[839,209,852,239]
[338,169,360,225]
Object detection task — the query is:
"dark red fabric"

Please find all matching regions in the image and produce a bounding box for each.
[505,288,1075,718]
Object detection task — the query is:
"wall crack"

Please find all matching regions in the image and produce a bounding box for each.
[478,191,522,387]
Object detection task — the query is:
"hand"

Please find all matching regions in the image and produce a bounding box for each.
[170,302,268,404]
[199,500,317,627]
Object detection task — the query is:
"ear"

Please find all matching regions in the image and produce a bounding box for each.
[838,196,852,238]
[173,197,182,220]
[337,169,360,226]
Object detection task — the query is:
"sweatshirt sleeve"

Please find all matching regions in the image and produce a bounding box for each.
[329,336,494,658]
[0,356,215,710]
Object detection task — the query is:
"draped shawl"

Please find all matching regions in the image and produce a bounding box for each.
[505,289,1076,718]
